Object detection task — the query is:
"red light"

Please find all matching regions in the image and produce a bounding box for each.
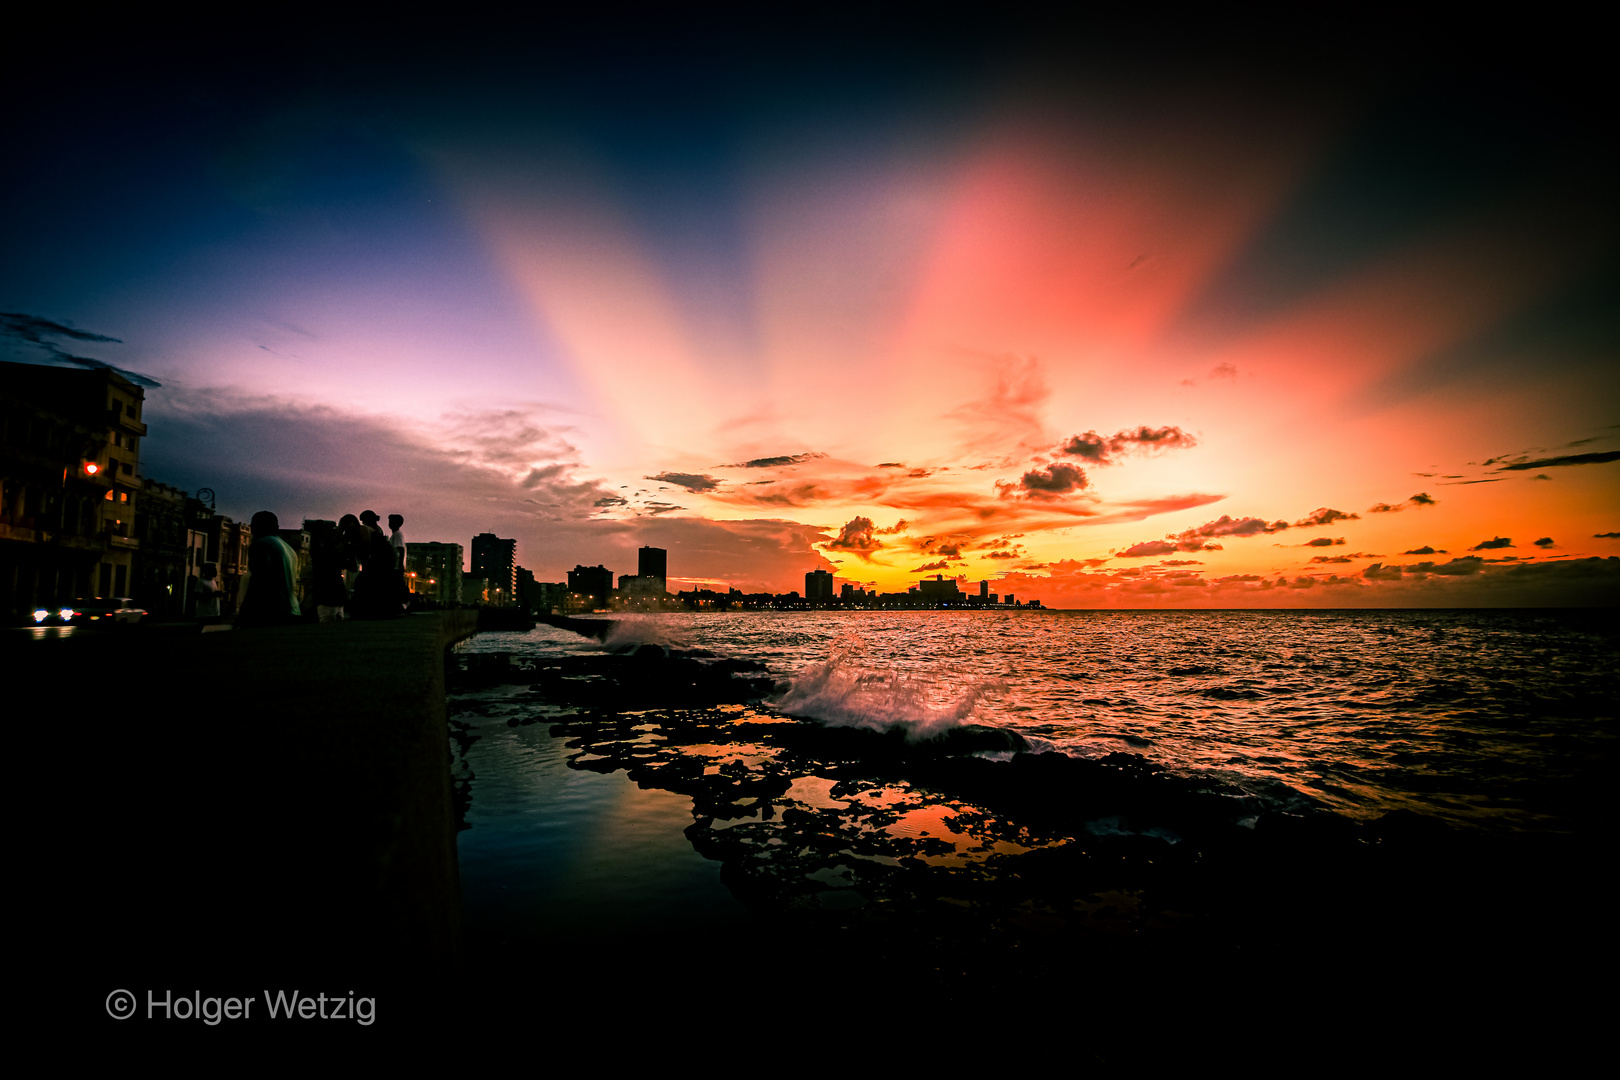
[83,462,100,475]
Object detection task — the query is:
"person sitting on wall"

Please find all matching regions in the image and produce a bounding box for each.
[236,511,301,627]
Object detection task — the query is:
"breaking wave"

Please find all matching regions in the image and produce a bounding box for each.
[770,645,1006,741]
[599,616,688,654]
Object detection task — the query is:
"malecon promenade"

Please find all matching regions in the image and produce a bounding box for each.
[24,612,477,1037]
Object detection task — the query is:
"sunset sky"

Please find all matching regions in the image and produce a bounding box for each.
[5,19,1616,605]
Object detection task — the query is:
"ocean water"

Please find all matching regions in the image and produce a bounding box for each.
[444,608,1614,1056]
[456,608,1617,834]
[447,606,1617,1015]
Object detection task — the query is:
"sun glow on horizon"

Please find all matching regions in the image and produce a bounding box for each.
[5,30,1615,604]
[419,83,1617,601]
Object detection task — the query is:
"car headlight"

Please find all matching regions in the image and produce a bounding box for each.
[33,609,49,623]
[59,608,75,620]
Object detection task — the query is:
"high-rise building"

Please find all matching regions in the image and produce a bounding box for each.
[638,546,667,593]
[805,568,834,603]
[567,564,614,610]
[470,533,516,606]
[408,542,463,604]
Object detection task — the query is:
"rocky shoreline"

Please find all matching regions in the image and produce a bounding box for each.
[448,643,1606,1052]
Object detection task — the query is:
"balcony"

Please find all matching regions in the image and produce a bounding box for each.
[0,521,40,543]
[108,410,148,437]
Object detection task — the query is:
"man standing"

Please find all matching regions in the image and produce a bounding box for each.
[388,514,406,570]
[388,513,409,611]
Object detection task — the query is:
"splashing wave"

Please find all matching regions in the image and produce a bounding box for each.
[770,644,1005,741]
[599,616,687,654]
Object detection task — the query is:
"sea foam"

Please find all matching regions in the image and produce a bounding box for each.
[599,616,687,654]
[770,644,1005,741]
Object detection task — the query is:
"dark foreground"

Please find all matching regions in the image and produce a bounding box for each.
[25,617,1612,1060]
[24,614,474,1047]
[451,643,1615,1064]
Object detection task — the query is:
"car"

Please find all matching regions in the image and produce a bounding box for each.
[32,597,147,626]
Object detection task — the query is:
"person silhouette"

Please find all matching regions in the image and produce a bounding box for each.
[350,510,404,619]
[387,513,411,611]
[388,514,406,570]
[308,520,349,623]
[236,511,300,627]
[195,562,222,622]
[337,514,367,603]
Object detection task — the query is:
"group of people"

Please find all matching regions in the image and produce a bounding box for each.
[235,509,408,628]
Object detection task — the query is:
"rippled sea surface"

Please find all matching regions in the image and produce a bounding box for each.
[461,609,1618,833]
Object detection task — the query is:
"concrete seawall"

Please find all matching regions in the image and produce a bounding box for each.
[26,611,478,1025]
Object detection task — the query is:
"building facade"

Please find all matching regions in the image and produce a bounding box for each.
[407,541,463,604]
[567,564,614,610]
[190,500,248,618]
[918,574,964,604]
[132,479,189,617]
[805,568,834,604]
[1,362,147,620]
[470,533,516,607]
[638,546,667,593]
[512,568,566,614]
